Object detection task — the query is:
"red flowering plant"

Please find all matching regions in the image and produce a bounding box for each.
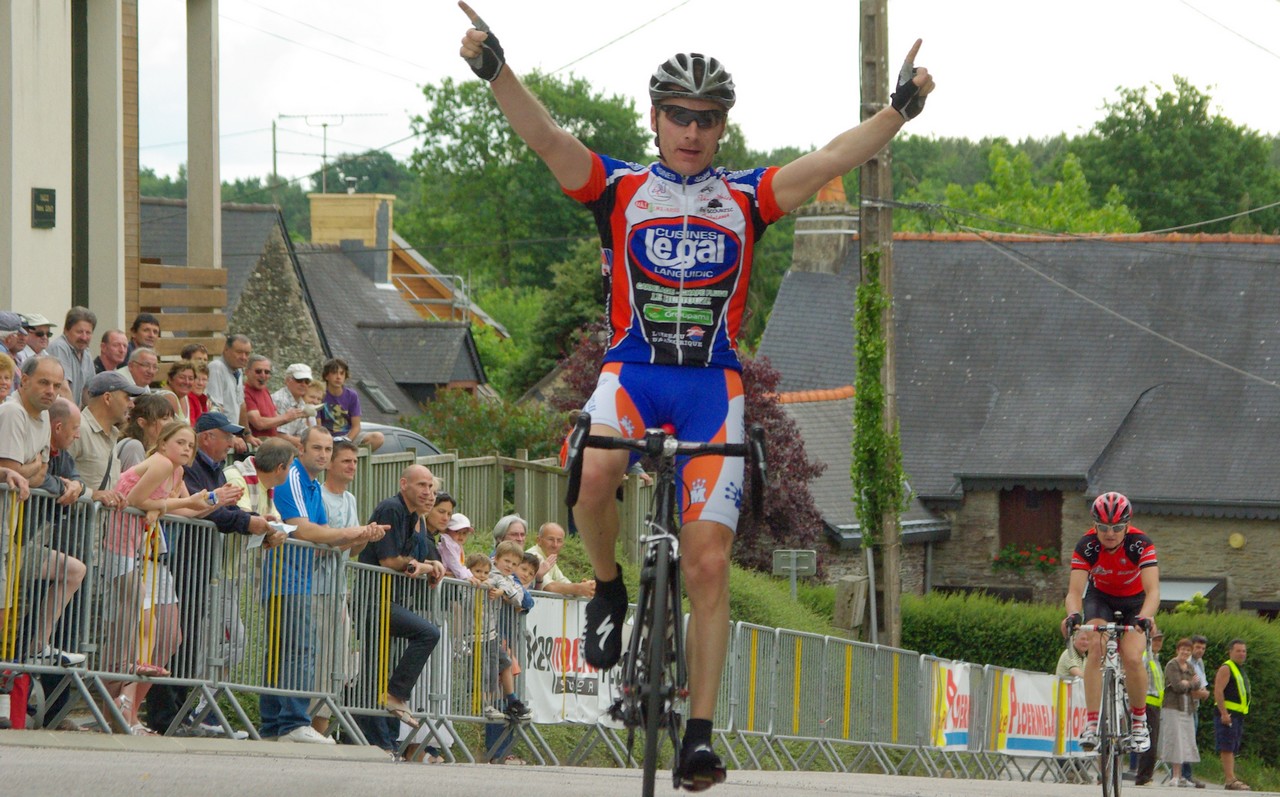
[992,543,1061,575]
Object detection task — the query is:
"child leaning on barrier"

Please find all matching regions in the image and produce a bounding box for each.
[469,547,532,721]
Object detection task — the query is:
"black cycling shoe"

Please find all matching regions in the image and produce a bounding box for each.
[584,570,627,670]
[676,743,727,792]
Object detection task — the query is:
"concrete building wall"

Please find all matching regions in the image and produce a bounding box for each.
[0,0,74,319]
[86,0,125,330]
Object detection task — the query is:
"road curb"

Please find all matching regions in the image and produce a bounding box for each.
[0,729,391,762]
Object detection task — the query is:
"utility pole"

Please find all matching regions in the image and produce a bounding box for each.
[271,119,279,208]
[858,0,902,648]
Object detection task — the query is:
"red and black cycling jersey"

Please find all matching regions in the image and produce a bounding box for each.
[1071,527,1158,597]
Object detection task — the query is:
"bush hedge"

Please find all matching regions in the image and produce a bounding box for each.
[901,592,1280,766]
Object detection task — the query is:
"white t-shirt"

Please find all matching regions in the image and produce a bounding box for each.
[206,357,243,419]
[317,484,359,595]
[0,399,50,469]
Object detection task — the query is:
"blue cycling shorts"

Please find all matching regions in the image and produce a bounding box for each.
[583,362,744,530]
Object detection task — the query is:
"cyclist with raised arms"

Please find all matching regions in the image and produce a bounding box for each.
[1063,491,1161,753]
[457,3,933,789]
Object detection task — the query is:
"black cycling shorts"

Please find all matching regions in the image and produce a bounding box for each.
[1083,586,1145,625]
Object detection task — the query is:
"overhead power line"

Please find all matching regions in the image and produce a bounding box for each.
[236,0,435,74]
[1177,0,1280,61]
[220,13,421,85]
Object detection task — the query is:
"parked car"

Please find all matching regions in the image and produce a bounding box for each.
[360,422,442,456]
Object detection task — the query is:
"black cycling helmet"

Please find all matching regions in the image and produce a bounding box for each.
[649,53,736,110]
[1091,492,1132,525]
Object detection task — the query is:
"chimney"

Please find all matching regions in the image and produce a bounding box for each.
[790,177,858,276]
[308,192,396,283]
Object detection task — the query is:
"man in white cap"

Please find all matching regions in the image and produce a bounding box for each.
[18,312,55,365]
[272,363,316,450]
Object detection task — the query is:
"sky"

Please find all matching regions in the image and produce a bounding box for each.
[138,0,1280,185]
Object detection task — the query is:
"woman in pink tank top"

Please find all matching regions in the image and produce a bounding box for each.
[102,420,238,734]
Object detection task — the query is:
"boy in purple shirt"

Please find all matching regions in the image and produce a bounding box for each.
[318,358,384,452]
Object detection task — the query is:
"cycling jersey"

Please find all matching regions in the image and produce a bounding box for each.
[565,153,784,370]
[1071,527,1158,597]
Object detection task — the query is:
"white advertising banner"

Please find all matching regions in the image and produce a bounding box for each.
[994,669,1058,756]
[520,594,622,724]
[1058,676,1090,756]
[930,660,973,751]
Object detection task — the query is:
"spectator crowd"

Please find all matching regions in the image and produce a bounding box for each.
[0,307,593,766]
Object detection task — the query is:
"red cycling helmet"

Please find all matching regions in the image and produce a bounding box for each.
[1091,492,1132,525]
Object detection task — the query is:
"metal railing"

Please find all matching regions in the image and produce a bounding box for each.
[1,483,1094,781]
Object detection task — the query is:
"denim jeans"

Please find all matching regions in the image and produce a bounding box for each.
[259,594,314,738]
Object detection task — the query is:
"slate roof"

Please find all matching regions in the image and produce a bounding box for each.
[139,197,283,312]
[294,243,487,423]
[357,320,485,385]
[758,233,1280,517]
[779,387,950,547]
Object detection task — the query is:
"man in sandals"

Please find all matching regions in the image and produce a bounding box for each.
[1215,640,1251,791]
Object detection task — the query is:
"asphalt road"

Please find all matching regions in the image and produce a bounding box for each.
[0,736,1217,797]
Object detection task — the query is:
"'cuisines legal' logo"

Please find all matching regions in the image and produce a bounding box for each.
[627,218,740,288]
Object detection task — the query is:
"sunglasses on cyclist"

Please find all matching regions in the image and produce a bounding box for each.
[658,104,726,130]
[1096,522,1129,533]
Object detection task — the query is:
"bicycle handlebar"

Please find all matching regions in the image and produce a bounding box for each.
[563,412,768,517]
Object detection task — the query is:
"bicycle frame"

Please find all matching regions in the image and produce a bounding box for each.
[563,413,765,796]
[1079,621,1139,797]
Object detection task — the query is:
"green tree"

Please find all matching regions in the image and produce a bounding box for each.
[892,134,1071,198]
[139,165,188,199]
[897,142,1140,233]
[405,388,564,460]
[138,164,313,240]
[402,73,649,293]
[313,149,420,208]
[1070,76,1280,233]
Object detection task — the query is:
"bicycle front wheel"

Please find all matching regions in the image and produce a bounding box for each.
[640,537,672,797]
[1100,668,1122,797]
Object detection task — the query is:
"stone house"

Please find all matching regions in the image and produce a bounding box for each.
[759,203,1280,614]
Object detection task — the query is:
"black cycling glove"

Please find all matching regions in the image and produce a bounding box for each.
[889,51,926,120]
[1136,616,1154,636]
[1064,612,1083,637]
[464,15,506,82]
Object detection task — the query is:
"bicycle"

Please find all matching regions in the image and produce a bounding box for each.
[564,412,766,796]
[1073,613,1149,797]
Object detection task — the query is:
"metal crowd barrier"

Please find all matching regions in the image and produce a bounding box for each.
[2,484,1095,781]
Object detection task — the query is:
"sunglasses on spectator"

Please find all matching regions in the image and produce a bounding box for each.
[658,104,726,129]
[253,368,272,375]
[1096,522,1129,533]
[27,330,48,338]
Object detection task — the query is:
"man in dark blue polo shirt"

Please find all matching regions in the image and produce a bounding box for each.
[263,426,385,744]
[356,464,444,753]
